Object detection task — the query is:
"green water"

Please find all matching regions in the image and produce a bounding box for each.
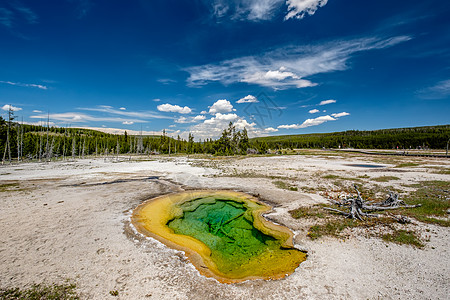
[167,198,288,274]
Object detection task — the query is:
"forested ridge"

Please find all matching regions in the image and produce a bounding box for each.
[0,114,449,162]
[251,125,450,150]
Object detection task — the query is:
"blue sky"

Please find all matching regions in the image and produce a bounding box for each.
[0,0,449,139]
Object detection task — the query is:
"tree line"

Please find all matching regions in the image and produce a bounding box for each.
[0,115,251,162]
[251,125,450,150]
[1,111,449,163]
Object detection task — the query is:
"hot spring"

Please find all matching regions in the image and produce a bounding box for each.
[131,190,307,283]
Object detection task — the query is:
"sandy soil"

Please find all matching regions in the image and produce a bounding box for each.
[0,152,449,299]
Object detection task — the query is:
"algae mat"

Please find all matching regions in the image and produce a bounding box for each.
[131,190,307,283]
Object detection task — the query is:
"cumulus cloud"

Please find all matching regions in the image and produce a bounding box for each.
[186,112,257,140]
[2,104,22,111]
[264,127,279,133]
[237,95,259,103]
[119,107,126,110]
[175,115,207,124]
[309,109,319,114]
[319,99,336,105]
[285,0,328,20]
[278,115,335,129]
[122,121,134,125]
[186,36,411,90]
[0,80,47,90]
[193,115,206,121]
[278,111,349,129]
[208,99,234,114]
[157,103,192,114]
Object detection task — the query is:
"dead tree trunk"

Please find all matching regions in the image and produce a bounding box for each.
[324,184,421,223]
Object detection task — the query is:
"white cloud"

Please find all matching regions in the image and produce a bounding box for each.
[278,111,350,129]
[119,107,126,110]
[319,99,336,105]
[237,95,259,103]
[193,115,206,121]
[30,112,146,124]
[0,80,47,90]
[2,104,22,111]
[153,98,161,102]
[122,121,134,125]
[309,109,319,114]
[200,110,207,114]
[242,67,316,89]
[204,113,239,124]
[157,78,176,85]
[186,36,411,90]
[210,0,283,21]
[188,112,257,140]
[32,110,42,113]
[208,0,329,22]
[80,105,170,119]
[417,79,450,99]
[278,115,335,129]
[175,115,207,124]
[285,0,328,20]
[157,103,192,114]
[264,127,279,133]
[331,112,350,118]
[79,127,162,136]
[208,99,234,114]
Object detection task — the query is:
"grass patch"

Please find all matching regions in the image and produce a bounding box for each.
[0,183,21,192]
[432,169,450,175]
[305,217,396,240]
[0,283,79,300]
[400,180,450,226]
[289,205,325,219]
[273,180,298,191]
[322,174,340,180]
[382,230,424,248]
[372,176,400,182]
[395,162,420,168]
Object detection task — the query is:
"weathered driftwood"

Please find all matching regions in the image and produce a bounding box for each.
[325,184,420,222]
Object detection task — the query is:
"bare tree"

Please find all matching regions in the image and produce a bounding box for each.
[2,106,14,164]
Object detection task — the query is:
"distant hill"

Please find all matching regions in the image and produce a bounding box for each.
[250,125,450,150]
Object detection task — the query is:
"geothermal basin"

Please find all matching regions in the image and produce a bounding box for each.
[131,190,307,283]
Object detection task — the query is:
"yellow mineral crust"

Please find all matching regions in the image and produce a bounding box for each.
[131,190,307,283]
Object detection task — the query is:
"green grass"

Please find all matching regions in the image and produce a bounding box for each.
[382,230,424,248]
[304,217,395,240]
[0,183,21,192]
[400,180,450,226]
[372,176,400,182]
[322,174,341,180]
[0,283,79,300]
[395,162,420,168]
[273,180,298,191]
[289,205,325,219]
[432,169,450,175]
